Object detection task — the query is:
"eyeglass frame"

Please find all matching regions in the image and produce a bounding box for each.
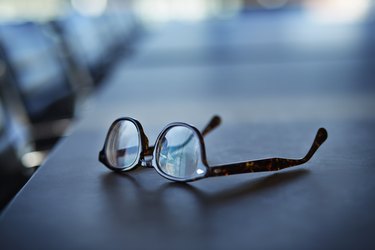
[99,116,328,182]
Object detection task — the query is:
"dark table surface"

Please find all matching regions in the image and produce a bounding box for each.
[1,11,375,249]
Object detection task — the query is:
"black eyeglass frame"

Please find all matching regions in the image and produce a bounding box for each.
[99,116,328,182]
[99,117,152,172]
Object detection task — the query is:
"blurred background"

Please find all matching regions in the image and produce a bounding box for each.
[0,0,374,210]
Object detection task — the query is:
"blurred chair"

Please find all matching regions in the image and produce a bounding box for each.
[51,14,112,83]
[0,84,31,174]
[44,21,94,101]
[51,12,139,84]
[0,80,33,210]
[0,22,76,151]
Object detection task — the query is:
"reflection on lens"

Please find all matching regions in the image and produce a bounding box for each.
[105,120,139,169]
[157,126,202,179]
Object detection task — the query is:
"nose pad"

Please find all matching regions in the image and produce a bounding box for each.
[141,155,153,167]
[141,145,154,167]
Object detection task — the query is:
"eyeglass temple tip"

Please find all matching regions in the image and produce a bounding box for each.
[201,115,222,137]
[317,127,328,145]
[211,115,222,127]
[301,127,328,162]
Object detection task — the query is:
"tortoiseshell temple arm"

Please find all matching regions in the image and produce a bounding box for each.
[208,128,328,177]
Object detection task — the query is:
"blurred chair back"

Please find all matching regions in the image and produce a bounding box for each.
[0,82,30,175]
[0,22,75,124]
[53,14,109,83]
[52,12,139,84]
[0,96,22,175]
[0,22,76,149]
[0,82,34,210]
[46,21,94,99]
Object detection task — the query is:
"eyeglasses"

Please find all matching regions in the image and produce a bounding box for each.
[99,116,328,182]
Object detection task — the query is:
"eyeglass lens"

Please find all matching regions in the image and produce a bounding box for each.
[105,120,139,169]
[157,126,203,179]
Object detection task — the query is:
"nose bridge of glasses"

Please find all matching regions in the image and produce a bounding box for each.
[141,145,154,167]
